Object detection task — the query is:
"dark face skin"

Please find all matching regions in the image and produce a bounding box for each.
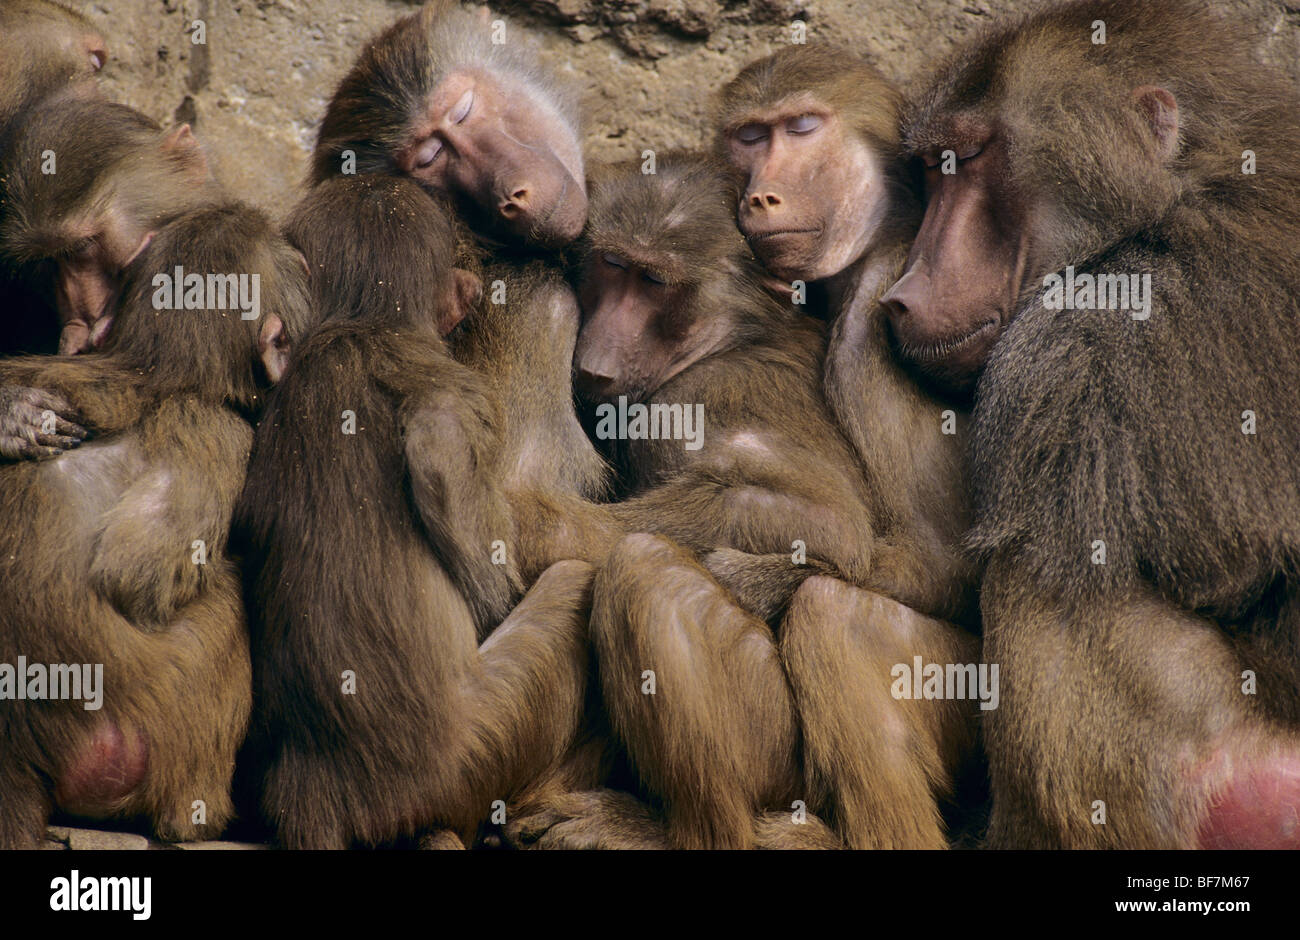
[396,67,587,247]
[884,87,1178,393]
[724,93,886,282]
[574,252,721,403]
[48,209,153,355]
[881,130,1029,392]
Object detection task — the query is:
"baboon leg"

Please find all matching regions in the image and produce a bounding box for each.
[126,582,252,842]
[591,533,799,849]
[0,760,51,850]
[983,558,1300,849]
[464,560,597,806]
[754,810,844,850]
[782,576,979,849]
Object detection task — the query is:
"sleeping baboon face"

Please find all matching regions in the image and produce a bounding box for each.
[397,68,587,247]
[724,94,886,282]
[4,124,209,356]
[575,158,742,403]
[575,250,695,403]
[881,125,1022,391]
[884,82,1181,392]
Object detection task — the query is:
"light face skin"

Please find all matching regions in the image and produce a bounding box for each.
[724,93,887,283]
[398,67,587,247]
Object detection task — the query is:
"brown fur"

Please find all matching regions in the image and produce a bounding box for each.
[715,49,987,847]
[0,110,311,847]
[560,154,980,849]
[901,0,1300,847]
[718,43,976,625]
[236,176,597,848]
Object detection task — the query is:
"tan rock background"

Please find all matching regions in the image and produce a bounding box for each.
[80,0,1300,219]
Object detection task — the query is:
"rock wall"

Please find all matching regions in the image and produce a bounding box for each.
[82,0,1300,218]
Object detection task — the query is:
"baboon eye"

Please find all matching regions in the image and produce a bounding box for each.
[63,236,97,261]
[734,124,768,145]
[602,253,627,269]
[641,271,666,286]
[449,90,474,125]
[414,138,444,169]
[787,114,822,135]
[957,144,984,162]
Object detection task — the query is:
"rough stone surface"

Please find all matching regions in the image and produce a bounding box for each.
[74,0,1300,219]
[43,825,267,850]
[59,826,151,851]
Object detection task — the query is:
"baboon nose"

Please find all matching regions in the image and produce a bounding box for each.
[500,187,531,219]
[881,271,927,322]
[748,190,782,211]
[576,365,617,396]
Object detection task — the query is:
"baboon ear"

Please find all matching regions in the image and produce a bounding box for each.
[258,313,291,384]
[162,124,211,181]
[1132,86,1179,161]
[440,268,481,336]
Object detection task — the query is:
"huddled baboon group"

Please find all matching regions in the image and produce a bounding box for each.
[1,0,1297,850]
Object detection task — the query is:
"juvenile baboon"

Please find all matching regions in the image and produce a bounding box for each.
[235,176,596,849]
[0,99,225,458]
[556,154,979,849]
[0,0,109,356]
[0,112,311,847]
[887,0,1300,848]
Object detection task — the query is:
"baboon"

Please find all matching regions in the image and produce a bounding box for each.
[0,0,105,149]
[275,1,621,846]
[235,175,596,849]
[0,99,224,458]
[311,0,585,248]
[310,0,611,581]
[555,154,979,849]
[713,46,986,847]
[886,0,1300,847]
[718,43,975,625]
[0,0,109,356]
[0,109,311,848]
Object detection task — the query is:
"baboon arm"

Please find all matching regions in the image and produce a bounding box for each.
[702,548,836,624]
[403,390,521,632]
[612,476,872,580]
[508,490,625,584]
[0,357,144,434]
[88,399,251,629]
[863,535,978,626]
